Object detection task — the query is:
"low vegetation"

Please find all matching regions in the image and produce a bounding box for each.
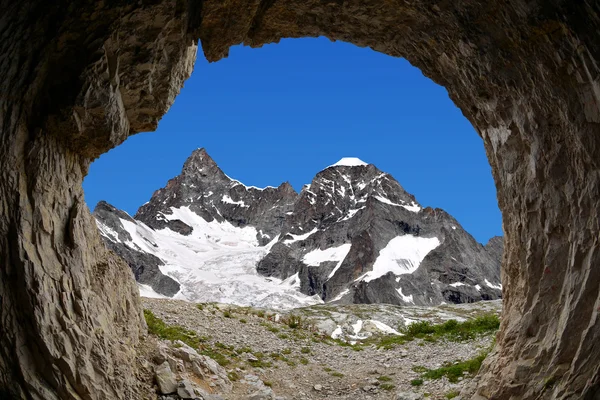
[364,314,500,349]
[414,350,489,383]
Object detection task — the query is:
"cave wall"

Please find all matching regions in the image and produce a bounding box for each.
[0,0,599,399]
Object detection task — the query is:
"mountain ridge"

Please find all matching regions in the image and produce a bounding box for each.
[93,149,502,308]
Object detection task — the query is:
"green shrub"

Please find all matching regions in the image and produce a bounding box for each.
[421,351,488,383]
[410,379,424,386]
[143,309,203,349]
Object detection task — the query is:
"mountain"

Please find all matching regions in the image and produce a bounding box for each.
[93,149,502,308]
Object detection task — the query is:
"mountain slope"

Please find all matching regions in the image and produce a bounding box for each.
[93,149,502,308]
[256,159,502,306]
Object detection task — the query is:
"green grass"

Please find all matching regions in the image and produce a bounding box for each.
[363,314,500,349]
[144,309,205,349]
[300,347,311,354]
[377,376,392,382]
[410,379,424,386]
[299,357,309,365]
[419,351,489,383]
[380,383,396,391]
[239,318,247,324]
[330,371,344,378]
[446,390,460,399]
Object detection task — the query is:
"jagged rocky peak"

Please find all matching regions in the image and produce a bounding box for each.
[285,157,420,237]
[135,148,298,243]
[258,159,502,307]
[94,149,502,309]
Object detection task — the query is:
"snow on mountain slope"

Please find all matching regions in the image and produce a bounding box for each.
[98,205,322,309]
[359,235,441,282]
[328,157,369,168]
[94,149,503,309]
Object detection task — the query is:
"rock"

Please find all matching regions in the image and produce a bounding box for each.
[313,384,323,391]
[246,388,275,400]
[155,362,178,395]
[396,391,423,400]
[2,1,600,399]
[177,379,197,399]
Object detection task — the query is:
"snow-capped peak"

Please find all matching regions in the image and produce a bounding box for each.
[328,157,369,168]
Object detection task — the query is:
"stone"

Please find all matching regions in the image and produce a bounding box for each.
[313,384,323,391]
[246,388,275,400]
[155,362,178,395]
[177,379,197,399]
[396,391,423,400]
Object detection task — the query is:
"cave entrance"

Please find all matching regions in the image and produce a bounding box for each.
[1,1,598,399]
[83,37,503,307]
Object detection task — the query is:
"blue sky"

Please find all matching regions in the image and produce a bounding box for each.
[83,37,502,243]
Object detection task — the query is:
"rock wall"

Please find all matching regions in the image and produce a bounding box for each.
[0,0,599,399]
[0,1,195,398]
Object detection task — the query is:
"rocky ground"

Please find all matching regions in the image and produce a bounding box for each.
[139,299,502,400]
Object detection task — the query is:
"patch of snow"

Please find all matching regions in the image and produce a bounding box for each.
[138,283,169,299]
[352,320,363,334]
[396,287,415,304]
[328,157,368,168]
[452,226,457,230]
[475,284,482,291]
[331,326,343,339]
[281,273,301,289]
[302,244,352,280]
[337,207,365,222]
[330,288,350,302]
[368,320,401,335]
[484,279,502,290]
[283,228,318,244]
[373,196,421,212]
[449,282,466,287]
[95,220,122,243]
[359,235,440,282]
[221,195,248,207]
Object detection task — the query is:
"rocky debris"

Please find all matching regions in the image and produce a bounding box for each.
[142,298,498,399]
[155,362,178,394]
[396,392,423,400]
[176,380,196,399]
[150,339,232,399]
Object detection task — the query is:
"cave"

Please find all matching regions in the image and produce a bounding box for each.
[1,1,599,399]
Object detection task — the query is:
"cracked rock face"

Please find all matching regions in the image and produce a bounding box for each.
[0,1,599,399]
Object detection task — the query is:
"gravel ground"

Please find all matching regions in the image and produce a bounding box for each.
[140,298,499,400]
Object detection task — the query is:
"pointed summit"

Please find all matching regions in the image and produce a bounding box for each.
[328,157,369,168]
[182,147,219,173]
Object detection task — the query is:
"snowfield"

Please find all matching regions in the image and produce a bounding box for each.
[112,206,324,309]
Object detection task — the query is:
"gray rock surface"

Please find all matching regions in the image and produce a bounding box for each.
[257,162,503,306]
[94,201,181,296]
[135,148,297,245]
[155,362,178,394]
